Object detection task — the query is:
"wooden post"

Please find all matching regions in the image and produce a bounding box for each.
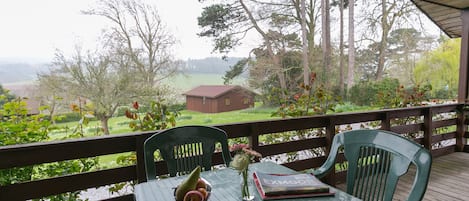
[325,117,336,186]
[458,10,469,103]
[423,108,433,152]
[136,135,148,183]
[248,124,260,162]
[456,105,467,152]
[380,112,391,131]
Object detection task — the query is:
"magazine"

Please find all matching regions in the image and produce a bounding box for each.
[253,171,334,200]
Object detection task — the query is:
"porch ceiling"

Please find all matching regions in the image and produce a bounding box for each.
[412,0,469,38]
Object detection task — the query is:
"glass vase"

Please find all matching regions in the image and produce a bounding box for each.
[241,167,254,201]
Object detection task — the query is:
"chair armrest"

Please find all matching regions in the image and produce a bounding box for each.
[310,133,344,179]
[311,156,336,179]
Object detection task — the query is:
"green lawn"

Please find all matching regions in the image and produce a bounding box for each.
[49,101,371,168]
[50,105,278,167]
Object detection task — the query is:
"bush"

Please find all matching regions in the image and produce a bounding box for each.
[55,112,83,123]
[0,98,50,185]
[116,106,130,117]
[348,78,400,106]
[168,103,186,112]
[334,102,371,113]
[177,115,193,120]
[432,88,456,99]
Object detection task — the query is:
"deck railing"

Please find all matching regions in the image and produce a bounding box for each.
[0,103,467,200]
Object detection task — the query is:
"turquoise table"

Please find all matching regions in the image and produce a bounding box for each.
[134,161,361,201]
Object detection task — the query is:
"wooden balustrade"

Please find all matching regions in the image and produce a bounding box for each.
[0,103,467,201]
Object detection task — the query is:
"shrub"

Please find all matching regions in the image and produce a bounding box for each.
[55,112,86,123]
[115,106,130,117]
[177,115,193,120]
[168,103,186,112]
[334,102,371,113]
[348,78,400,106]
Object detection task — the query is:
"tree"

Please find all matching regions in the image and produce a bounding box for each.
[321,0,332,87]
[331,0,350,96]
[36,72,68,125]
[355,44,380,80]
[361,0,417,81]
[198,0,324,94]
[347,0,355,92]
[83,0,180,97]
[414,38,459,98]
[387,28,436,86]
[0,85,15,107]
[44,47,136,135]
[300,0,310,91]
[40,0,180,134]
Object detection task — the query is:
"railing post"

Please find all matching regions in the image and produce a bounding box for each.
[136,135,148,183]
[380,112,391,131]
[456,105,467,152]
[423,108,433,152]
[325,117,336,186]
[249,124,260,162]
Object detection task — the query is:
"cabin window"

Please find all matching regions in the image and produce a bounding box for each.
[225,98,231,105]
[243,97,250,104]
[203,97,206,104]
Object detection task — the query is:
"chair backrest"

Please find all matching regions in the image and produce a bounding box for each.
[143,125,232,180]
[313,129,432,201]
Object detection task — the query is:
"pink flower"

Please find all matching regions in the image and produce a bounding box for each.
[230,144,250,152]
[293,94,301,100]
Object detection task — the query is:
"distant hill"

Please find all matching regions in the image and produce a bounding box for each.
[0,62,49,84]
[184,57,244,74]
[0,57,246,85]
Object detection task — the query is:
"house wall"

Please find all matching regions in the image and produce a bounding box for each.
[186,89,255,113]
[186,96,215,113]
[216,91,252,113]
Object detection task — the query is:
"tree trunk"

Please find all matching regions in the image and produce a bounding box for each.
[101,117,110,135]
[301,0,310,92]
[321,0,331,87]
[307,0,319,79]
[376,0,389,81]
[239,0,287,91]
[347,0,355,90]
[339,0,345,96]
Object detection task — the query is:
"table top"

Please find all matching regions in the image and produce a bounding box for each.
[134,161,361,201]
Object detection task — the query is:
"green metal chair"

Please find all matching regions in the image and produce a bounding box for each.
[312,129,432,201]
[143,125,232,180]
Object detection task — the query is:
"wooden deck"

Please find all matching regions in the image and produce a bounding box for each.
[337,152,469,200]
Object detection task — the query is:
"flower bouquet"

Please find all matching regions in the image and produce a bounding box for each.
[229,144,262,201]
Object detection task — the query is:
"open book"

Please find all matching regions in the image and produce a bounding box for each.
[253,171,334,200]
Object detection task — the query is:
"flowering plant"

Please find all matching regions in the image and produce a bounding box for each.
[229,144,262,200]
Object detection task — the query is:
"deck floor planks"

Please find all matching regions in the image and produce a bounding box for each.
[335,152,469,201]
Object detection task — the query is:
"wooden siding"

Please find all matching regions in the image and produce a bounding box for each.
[0,103,467,200]
[185,88,254,113]
[186,96,217,113]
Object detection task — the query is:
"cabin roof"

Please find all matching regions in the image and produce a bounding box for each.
[183,85,253,98]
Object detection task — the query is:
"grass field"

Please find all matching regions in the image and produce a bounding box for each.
[164,73,247,95]
[42,72,372,167]
[49,104,278,166]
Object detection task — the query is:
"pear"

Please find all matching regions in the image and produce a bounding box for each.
[175,166,202,201]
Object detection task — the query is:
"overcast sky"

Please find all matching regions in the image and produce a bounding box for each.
[0,0,254,62]
[0,0,443,63]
